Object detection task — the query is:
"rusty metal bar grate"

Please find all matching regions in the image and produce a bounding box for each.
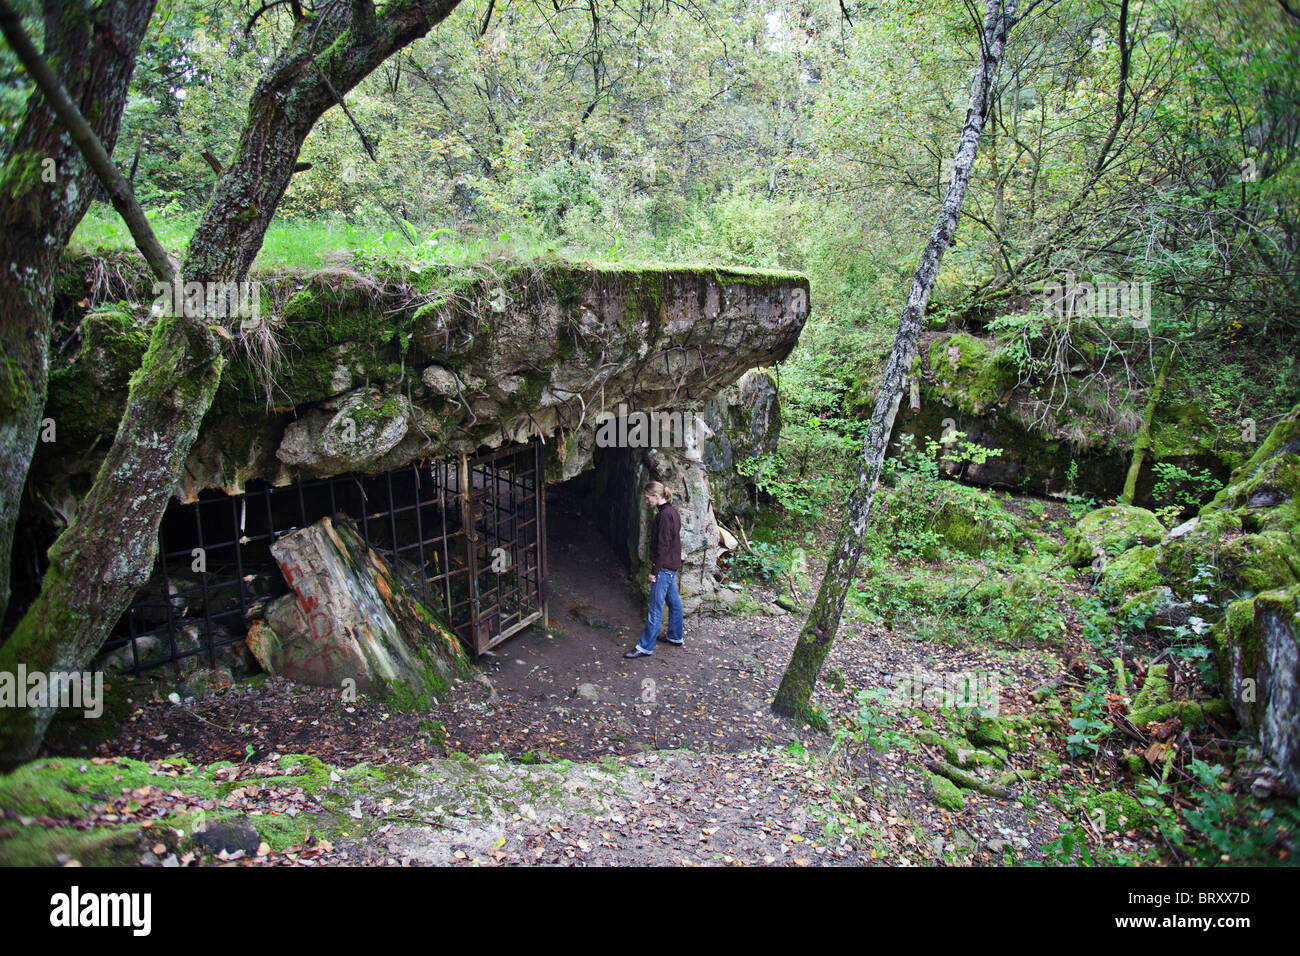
[101,440,546,672]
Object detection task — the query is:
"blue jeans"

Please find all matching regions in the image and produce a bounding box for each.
[637,568,683,652]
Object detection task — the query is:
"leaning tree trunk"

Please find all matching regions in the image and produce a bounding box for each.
[0,0,464,769]
[773,0,1020,718]
[0,0,156,629]
[1120,345,1175,505]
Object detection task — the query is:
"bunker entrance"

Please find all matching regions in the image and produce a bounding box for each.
[101,440,546,672]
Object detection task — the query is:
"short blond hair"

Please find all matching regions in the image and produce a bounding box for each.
[644,481,673,503]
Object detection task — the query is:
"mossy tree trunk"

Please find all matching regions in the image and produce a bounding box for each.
[772,0,1020,718]
[0,0,157,629]
[0,0,465,770]
[1120,345,1175,505]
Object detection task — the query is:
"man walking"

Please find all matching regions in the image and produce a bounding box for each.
[624,481,683,658]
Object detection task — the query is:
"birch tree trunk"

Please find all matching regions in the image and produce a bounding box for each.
[0,0,464,769]
[773,0,1020,718]
[0,0,157,629]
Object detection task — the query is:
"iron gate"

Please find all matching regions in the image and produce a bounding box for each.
[459,441,547,655]
[102,440,547,670]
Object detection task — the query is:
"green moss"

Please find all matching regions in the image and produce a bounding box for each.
[1150,394,1218,460]
[1064,504,1166,567]
[0,820,146,867]
[1128,698,1230,729]
[927,333,1019,416]
[1211,402,1300,503]
[965,715,1011,749]
[1219,532,1300,594]
[1,149,45,202]
[42,677,134,753]
[44,307,148,441]
[911,729,998,768]
[1084,789,1152,831]
[1100,545,1161,595]
[1131,664,1172,714]
[926,771,966,812]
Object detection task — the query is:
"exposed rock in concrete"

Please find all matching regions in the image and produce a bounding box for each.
[277,390,411,476]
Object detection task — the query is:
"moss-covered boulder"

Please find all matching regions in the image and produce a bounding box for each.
[877,478,1027,557]
[883,331,1131,499]
[927,333,1019,416]
[1064,504,1165,567]
[965,714,1012,749]
[1128,698,1231,729]
[39,306,148,452]
[926,771,966,812]
[276,388,413,476]
[1084,790,1152,832]
[1131,663,1172,713]
[1160,404,1300,601]
[1099,545,1162,595]
[1213,584,1300,788]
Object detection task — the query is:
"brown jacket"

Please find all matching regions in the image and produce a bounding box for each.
[650,501,682,575]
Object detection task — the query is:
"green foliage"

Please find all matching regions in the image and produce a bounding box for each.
[836,688,902,756]
[1065,683,1111,758]
[1150,461,1222,523]
[1137,758,1300,865]
[728,539,787,585]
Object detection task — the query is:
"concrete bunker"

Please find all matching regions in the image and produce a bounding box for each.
[8,257,809,691]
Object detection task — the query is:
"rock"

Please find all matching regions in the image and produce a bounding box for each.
[192,817,261,855]
[1084,790,1152,832]
[1121,753,1145,775]
[420,364,461,396]
[701,369,782,522]
[276,389,410,476]
[574,683,601,701]
[926,771,966,812]
[965,715,1011,749]
[246,514,470,709]
[1064,504,1165,567]
[99,634,165,672]
[882,330,1133,499]
[1099,545,1161,595]
[1131,664,1172,714]
[38,262,809,511]
[1119,587,1190,631]
[1127,698,1230,729]
[181,666,233,696]
[569,605,611,629]
[912,729,998,768]
[1214,584,1300,788]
